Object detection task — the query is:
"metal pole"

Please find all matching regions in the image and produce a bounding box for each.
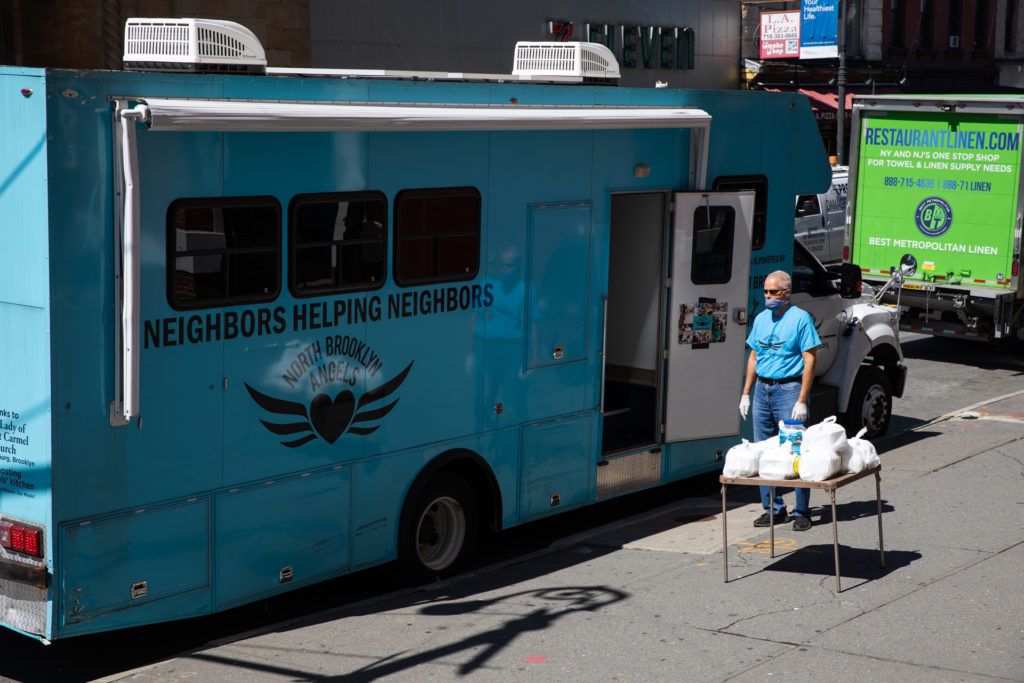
[836,0,848,164]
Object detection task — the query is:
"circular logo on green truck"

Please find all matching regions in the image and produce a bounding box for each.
[915,197,953,237]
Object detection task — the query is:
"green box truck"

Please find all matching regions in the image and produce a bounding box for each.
[846,94,1023,341]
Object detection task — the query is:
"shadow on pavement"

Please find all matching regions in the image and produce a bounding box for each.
[0,476,720,682]
[877,428,942,454]
[901,335,1024,373]
[764,544,922,584]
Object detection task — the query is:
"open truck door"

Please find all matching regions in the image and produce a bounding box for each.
[663,192,754,442]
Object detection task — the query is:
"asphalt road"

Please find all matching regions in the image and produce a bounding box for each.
[2,333,1021,682]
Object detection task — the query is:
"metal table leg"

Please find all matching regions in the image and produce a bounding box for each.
[769,485,776,558]
[876,471,885,568]
[830,488,841,592]
[721,484,728,583]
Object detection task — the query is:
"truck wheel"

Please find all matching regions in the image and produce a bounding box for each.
[842,366,892,438]
[404,473,478,576]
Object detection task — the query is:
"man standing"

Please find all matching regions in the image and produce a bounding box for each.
[739,270,821,531]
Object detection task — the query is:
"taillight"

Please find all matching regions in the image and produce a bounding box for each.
[1013,259,1019,278]
[0,520,43,557]
[843,245,849,261]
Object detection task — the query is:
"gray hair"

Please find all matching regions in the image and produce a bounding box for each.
[766,270,792,290]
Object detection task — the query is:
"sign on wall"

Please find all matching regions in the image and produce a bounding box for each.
[760,11,800,59]
[800,0,839,59]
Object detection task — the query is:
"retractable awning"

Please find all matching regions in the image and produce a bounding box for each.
[110,96,713,424]
[136,97,712,132]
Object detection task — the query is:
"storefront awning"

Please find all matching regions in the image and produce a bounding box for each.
[761,87,902,122]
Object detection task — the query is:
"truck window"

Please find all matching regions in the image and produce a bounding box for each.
[795,194,821,217]
[711,174,767,250]
[793,239,839,295]
[691,205,735,284]
[289,192,387,296]
[394,187,481,286]
[167,197,281,309]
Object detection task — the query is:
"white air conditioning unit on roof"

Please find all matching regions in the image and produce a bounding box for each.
[512,42,620,83]
[123,18,267,73]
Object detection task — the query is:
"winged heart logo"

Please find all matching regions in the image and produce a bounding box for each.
[245,361,413,448]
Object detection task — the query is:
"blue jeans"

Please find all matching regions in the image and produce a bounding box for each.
[752,379,810,518]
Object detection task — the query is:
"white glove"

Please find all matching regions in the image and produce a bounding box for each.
[739,395,750,420]
[791,402,808,421]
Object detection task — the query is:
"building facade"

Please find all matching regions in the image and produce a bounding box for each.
[308,0,741,89]
[0,0,743,91]
[742,0,1016,161]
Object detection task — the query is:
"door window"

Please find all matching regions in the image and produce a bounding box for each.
[690,205,735,285]
[712,175,768,250]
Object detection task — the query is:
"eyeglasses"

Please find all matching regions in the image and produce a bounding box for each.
[763,288,788,296]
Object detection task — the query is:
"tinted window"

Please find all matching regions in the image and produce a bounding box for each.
[796,194,821,217]
[168,198,280,309]
[712,175,768,250]
[394,187,481,286]
[289,192,387,296]
[691,205,735,285]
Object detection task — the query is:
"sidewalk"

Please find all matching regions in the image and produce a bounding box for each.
[114,395,1024,682]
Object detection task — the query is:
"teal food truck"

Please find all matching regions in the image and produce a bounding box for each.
[0,18,902,641]
[846,93,1024,341]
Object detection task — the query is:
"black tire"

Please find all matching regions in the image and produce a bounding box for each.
[401,473,478,577]
[841,366,892,439]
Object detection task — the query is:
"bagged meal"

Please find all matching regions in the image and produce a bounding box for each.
[722,439,761,477]
[798,442,842,482]
[802,415,848,453]
[758,441,798,480]
[845,427,879,473]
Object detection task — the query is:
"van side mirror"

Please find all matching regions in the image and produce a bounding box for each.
[839,262,862,299]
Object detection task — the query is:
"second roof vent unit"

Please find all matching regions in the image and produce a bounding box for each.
[123,18,267,74]
[512,42,621,84]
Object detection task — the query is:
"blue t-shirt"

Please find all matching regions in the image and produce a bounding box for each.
[745,305,821,379]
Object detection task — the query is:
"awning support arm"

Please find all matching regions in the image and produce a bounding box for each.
[113,104,149,424]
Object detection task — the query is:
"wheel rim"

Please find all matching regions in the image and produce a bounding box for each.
[860,383,889,434]
[416,496,466,571]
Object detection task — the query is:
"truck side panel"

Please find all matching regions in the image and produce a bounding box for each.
[852,111,1021,287]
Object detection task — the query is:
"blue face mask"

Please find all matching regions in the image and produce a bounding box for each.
[765,297,785,310]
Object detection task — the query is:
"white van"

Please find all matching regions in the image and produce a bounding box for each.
[794,166,848,264]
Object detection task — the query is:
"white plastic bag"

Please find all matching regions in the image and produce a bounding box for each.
[722,439,761,477]
[758,442,798,479]
[798,442,842,481]
[803,415,848,453]
[846,427,879,473]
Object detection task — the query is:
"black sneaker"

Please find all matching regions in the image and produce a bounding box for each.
[753,510,788,527]
[792,515,812,531]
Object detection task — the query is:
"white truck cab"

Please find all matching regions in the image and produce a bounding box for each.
[794,166,848,264]
[788,239,906,437]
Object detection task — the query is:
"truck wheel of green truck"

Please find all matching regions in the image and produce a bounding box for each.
[843,366,892,439]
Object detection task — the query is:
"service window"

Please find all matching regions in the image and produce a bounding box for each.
[796,194,822,217]
[394,187,481,286]
[690,205,735,285]
[289,192,387,296]
[168,197,280,309]
[712,175,768,250]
